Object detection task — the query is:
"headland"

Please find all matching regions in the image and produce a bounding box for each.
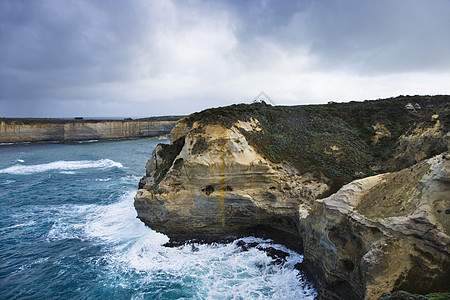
[135,95,449,299]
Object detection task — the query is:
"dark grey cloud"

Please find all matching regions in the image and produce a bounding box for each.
[302,0,450,73]
[225,0,450,73]
[1,0,449,117]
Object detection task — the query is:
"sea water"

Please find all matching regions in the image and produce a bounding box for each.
[0,139,316,299]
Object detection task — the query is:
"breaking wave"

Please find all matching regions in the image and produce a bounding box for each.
[0,159,123,175]
[44,192,317,299]
[0,138,317,299]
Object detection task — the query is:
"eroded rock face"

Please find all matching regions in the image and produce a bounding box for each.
[135,119,329,242]
[0,120,178,143]
[300,153,450,299]
[392,117,449,170]
[134,111,449,299]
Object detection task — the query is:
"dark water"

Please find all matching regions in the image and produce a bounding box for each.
[0,138,316,299]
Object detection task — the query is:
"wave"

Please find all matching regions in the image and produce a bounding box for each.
[1,179,16,185]
[60,171,76,175]
[95,178,112,182]
[85,193,316,299]
[46,204,96,242]
[1,220,36,231]
[76,140,99,144]
[84,191,168,245]
[0,159,123,175]
[44,191,316,299]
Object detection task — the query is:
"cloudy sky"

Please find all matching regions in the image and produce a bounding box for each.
[1,0,449,117]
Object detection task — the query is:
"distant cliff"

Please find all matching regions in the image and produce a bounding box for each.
[0,117,182,143]
[135,95,449,299]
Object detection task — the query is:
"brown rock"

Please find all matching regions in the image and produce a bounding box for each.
[134,115,449,299]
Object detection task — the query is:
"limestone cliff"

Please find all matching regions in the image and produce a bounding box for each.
[392,116,449,170]
[135,96,449,299]
[0,118,180,143]
[300,153,449,299]
[136,118,328,240]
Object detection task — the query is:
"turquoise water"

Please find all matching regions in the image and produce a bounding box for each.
[0,139,316,299]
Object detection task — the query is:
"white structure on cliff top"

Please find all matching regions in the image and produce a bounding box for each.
[253,91,276,105]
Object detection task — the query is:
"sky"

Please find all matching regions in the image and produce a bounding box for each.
[1,0,450,118]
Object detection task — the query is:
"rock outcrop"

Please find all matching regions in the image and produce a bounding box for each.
[0,118,180,143]
[135,119,328,242]
[135,96,449,299]
[392,116,449,170]
[300,153,449,299]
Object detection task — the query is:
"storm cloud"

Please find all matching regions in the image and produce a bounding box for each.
[1,0,449,117]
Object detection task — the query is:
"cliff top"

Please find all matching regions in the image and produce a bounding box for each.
[179,95,449,194]
[0,115,184,125]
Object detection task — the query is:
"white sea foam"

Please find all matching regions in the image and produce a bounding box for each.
[0,159,123,175]
[76,140,99,144]
[47,221,87,241]
[81,192,316,299]
[1,179,15,185]
[84,191,168,245]
[95,178,112,182]
[60,171,76,175]
[44,191,316,299]
[47,205,95,241]
[1,220,36,231]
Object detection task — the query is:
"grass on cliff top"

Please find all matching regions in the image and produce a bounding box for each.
[183,95,449,193]
[379,291,450,300]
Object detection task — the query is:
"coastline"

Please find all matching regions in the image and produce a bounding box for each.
[134,96,450,299]
[0,116,182,144]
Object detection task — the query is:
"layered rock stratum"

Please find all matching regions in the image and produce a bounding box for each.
[0,117,181,143]
[135,96,449,299]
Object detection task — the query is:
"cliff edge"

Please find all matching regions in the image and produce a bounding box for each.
[135,96,449,299]
[0,117,182,143]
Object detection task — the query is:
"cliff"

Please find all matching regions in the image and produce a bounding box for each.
[0,117,181,143]
[300,153,449,299]
[134,96,449,299]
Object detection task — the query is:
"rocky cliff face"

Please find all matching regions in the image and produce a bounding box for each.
[392,116,449,170]
[135,96,449,299]
[135,119,329,241]
[300,153,449,299]
[0,120,178,143]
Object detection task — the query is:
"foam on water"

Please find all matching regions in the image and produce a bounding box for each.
[1,220,36,231]
[60,171,76,175]
[47,204,96,241]
[0,159,123,175]
[84,191,168,245]
[95,178,112,182]
[80,192,316,299]
[1,179,15,185]
[76,140,99,143]
[43,191,316,298]
[0,139,317,299]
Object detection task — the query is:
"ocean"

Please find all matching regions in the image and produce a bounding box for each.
[0,138,316,299]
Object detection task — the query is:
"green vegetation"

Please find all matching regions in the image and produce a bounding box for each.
[183,95,449,194]
[425,293,450,299]
[379,291,450,299]
[191,136,208,155]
